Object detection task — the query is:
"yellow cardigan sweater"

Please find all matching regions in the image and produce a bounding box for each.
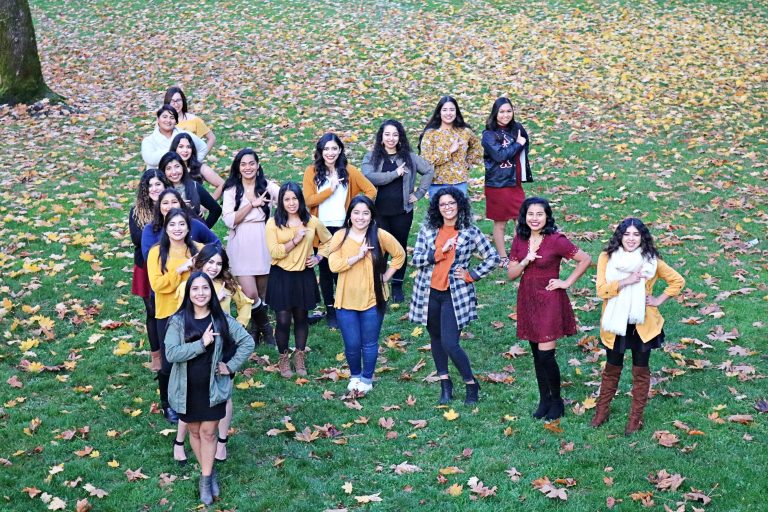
[327,229,406,310]
[266,216,333,271]
[302,163,377,218]
[596,251,685,348]
[147,242,203,319]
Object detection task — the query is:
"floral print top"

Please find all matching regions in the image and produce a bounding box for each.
[420,127,482,184]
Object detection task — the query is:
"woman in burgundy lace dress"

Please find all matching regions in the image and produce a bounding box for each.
[507,197,591,420]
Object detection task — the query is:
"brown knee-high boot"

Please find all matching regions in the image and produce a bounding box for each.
[590,363,623,427]
[625,365,651,435]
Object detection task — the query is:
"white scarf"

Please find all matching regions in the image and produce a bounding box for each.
[601,248,657,336]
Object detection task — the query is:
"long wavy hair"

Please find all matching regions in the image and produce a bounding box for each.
[418,95,471,152]
[133,169,170,229]
[312,133,349,187]
[173,271,235,361]
[170,132,203,183]
[159,151,201,216]
[515,197,558,240]
[274,182,310,228]
[151,188,192,232]
[163,86,188,114]
[605,217,660,260]
[332,196,388,311]
[369,119,414,175]
[193,243,240,296]
[157,208,199,273]
[223,148,271,219]
[425,186,472,231]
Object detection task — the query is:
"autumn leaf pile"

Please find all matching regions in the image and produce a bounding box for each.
[0,0,765,510]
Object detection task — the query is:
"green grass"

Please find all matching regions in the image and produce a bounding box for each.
[0,0,765,510]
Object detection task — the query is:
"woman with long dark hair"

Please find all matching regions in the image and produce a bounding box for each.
[328,197,405,393]
[482,97,532,268]
[141,104,208,168]
[141,188,220,264]
[507,197,591,420]
[147,208,202,424]
[165,272,254,506]
[222,148,280,346]
[592,218,684,435]
[171,133,224,200]
[164,86,216,153]
[302,133,376,328]
[418,96,482,197]
[361,120,433,302]
[409,187,499,405]
[266,182,332,377]
[159,151,221,228]
[130,169,171,371]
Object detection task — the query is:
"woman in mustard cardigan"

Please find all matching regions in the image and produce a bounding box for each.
[302,132,376,328]
[328,196,405,394]
[592,218,685,435]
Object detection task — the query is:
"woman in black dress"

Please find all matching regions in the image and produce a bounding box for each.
[165,272,254,505]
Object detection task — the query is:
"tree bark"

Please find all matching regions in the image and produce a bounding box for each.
[0,0,61,105]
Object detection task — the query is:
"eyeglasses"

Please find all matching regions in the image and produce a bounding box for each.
[438,201,457,208]
[170,98,183,104]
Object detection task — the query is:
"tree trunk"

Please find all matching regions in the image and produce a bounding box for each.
[0,0,61,105]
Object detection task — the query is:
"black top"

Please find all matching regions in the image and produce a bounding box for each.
[186,314,214,371]
[375,156,404,216]
[128,207,147,268]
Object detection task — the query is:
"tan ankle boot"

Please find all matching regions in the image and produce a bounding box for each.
[278,352,293,378]
[150,351,162,372]
[294,350,307,377]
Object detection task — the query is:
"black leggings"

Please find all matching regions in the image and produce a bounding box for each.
[143,296,159,352]
[606,347,650,367]
[377,210,413,284]
[275,308,309,354]
[315,226,341,307]
[426,288,474,382]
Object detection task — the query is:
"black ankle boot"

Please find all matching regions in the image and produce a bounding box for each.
[391,282,404,303]
[326,306,338,329]
[464,381,480,405]
[438,378,453,404]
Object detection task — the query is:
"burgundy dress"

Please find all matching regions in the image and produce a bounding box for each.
[510,232,579,343]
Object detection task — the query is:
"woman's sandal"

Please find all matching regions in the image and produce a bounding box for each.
[173,439,187,467]
[214,437,228,463]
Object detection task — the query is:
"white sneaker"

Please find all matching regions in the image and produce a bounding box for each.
[356,381,373,394]
[347,377,361,391]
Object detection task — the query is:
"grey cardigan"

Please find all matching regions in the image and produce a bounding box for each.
[361,151,434,214]
[165,314,255,414]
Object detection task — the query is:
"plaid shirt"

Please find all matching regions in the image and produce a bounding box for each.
[408,223,499,330]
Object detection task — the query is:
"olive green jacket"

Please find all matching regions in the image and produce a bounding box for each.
[165,314,254,414]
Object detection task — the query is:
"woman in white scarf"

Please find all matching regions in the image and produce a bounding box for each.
[592,218,685,435]
[141,104,208,169]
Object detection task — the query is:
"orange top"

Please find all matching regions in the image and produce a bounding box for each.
[429,226,474,290]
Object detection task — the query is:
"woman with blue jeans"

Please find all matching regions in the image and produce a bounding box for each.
[328,197,405,393]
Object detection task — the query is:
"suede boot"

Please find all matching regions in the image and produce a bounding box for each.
[210,468,220,499]
[278,352,293,378]
[294,350,307,377]
[199,475,213,506]
[625,365,651,435]
[590,363,623,428]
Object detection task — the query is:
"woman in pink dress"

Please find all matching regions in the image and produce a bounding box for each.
[222,148,280,345]
[507,197,591,420]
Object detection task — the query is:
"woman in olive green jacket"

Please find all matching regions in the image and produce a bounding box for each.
[165,272,254,506]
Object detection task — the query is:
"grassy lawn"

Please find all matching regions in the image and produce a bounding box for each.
[0,0,766,510]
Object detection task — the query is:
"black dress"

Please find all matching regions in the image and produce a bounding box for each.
[178,315,227,423]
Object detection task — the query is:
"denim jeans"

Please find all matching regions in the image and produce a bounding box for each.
[429,182,468,199]
[337,307,384,384]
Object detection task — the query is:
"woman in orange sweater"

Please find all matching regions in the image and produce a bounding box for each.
[328,196,405,394]
[592,218,685,435]
[303,133,376,328]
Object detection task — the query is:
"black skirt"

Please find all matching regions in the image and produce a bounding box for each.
[178,315,226,423]
[266,265,320,312]
[610,324,664,354]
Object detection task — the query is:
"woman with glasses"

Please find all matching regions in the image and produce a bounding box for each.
[408,187,499,405]
[164,86,216,154]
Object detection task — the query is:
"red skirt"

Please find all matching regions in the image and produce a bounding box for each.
[131,264,151,298]
[485,185,525,221]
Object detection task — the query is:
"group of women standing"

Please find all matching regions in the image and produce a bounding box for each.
[129,88,685,506]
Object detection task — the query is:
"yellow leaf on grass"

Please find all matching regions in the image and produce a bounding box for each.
[27,362,45,373]
[582,397,597,410]
[443,409,460,421]
[411,327,423,337]
[335,352,345,362]
[112,341,135,356]
[342,481,353,494]
[250,401,266,408]
[79,252,95,262]
[108,460,119,468]
[446,484,463,496]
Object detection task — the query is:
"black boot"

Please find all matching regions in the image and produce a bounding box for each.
[199,474,213,506]
[532,355,551,419]
[539,349,564,420]
[464,381,481,406]
[210,468,220,499]
[438,378,453,404]
[326,306,338,329]
[157,373,178,424]
[391,281,405,303]
[254,303,275,346]
[247,309,261,345]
